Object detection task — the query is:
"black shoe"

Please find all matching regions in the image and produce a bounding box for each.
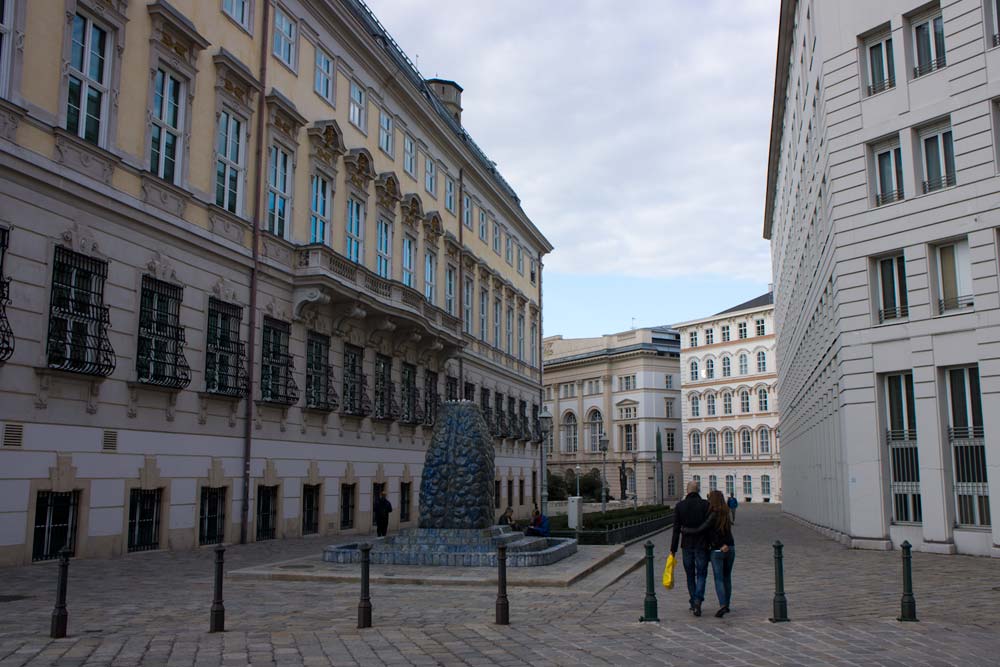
[715,606,730,618]
[693,602,702,617]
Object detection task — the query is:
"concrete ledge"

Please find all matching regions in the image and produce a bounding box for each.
[849,537,892,550]
[921,540,958,555]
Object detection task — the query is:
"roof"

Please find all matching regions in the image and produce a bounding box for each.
[762,0,799,241]
[714,292,774,316]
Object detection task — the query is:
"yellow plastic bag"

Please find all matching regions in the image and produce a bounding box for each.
[662,552,676,589]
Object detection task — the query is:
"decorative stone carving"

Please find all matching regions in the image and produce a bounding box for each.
[375,172,401,211]
[343,148,376,192]
[145,250,178,282]
[367,318,397,345]
[137,456,163,489]
[400,194,423,230]
[266,90,307,143]
[208,209,248,245]
[140,175,189,217]
[210,277,240,305]
[54,129,118,185]
[307,120,346,169]
[423,212,443,243]
[147,1,210,71]
[261,236,294,267]
[332,303,367,336]
[306,461,321,486]
[292,287,330,320]
[214,49,262,116]
[59,222,102,257]
[0,98,26,142]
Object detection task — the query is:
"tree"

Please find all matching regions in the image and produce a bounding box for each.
[547,471,568,501]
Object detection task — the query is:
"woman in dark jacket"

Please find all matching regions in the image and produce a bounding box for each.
[681,489,736,617]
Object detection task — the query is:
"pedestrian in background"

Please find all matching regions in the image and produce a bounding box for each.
[727,493,739,524]
[683,489,736,618]
[374,488,392,537]
[670,480,711,616]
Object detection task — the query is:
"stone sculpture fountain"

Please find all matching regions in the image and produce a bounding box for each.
[323,401,576,567]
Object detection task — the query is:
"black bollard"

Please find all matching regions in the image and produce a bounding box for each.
[358,543,372,629]
[769,540,789,622]
[210,544,226,633]
[639,541,659,622]
[495,544,510,625]
[50,546,70,639]
[898,540,918,622]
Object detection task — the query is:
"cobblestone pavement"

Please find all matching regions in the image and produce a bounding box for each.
[1,505,998,666]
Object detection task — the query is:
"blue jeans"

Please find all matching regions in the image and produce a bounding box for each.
[710,546,736,607]
[682,547,709,606]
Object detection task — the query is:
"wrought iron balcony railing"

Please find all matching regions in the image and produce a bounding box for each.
[913,55,946,78]
[867,76,894,96]
[137,323,191,390]
[305,363,338,411]
[875,189,904,207]
[938,294,974,315]
[260,351,298,405]
[922,172,955,193]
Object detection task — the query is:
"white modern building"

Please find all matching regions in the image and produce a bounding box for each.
[676,294,781,504]
[765,0,1000,556]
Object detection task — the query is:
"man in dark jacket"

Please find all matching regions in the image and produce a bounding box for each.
[670,480,711,616]
[374,488,392,537]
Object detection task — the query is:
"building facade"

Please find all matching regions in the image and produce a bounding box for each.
[541,327,683,505]
[676,295,781,504]
[0,0,551,565]
[766,0,1000,556]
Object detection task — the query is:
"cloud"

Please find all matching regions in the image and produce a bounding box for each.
[366,0,779,282]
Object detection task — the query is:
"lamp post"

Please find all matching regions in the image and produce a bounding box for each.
[538,407,553,515]
[575,464,581,497]
[632,450,638,510]
[599,435,609,514]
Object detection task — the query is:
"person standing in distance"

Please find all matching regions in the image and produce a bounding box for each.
[727,493,739,524]
[670,480,711,616]
[374,487,393,537]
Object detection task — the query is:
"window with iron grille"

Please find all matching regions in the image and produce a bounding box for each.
[464,381,476,402]
[127,488,162,552]
[507,396,517,438]
[400,481,411,522]
[446,375,458,401]
[519,400,528,439]
[260,318,297,405]
[340,483,355,529]
[136,276,190,389]
[305,332,337,411]
[400,363,417,424]
[0,227,12,363]
[199,486,226,546]
[494,393,505,435]
[256,485,278,540]
[519,479,524,506]
[480,387,492,426]
[423,370,439,425]
[532,471,537,503]
[46,246,115,376]
[946,366,990,527]
[302,484,320,535]
[885,373,921,524]
[373,354,393,419]
[205,298,247,397]
[33,490,80,561]
[341,344,368,416]
[507,479,513,507]
[532,403,540,441]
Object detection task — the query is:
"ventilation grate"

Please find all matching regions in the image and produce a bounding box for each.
[2,423,23,448]
[102,430,118,451]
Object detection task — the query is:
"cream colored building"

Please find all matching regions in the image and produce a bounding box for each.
[676,294,781,504]
[0,0,551,565]
[541,327,683,505]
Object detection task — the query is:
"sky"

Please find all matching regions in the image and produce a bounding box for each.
[366,0,780,337]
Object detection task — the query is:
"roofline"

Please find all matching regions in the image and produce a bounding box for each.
[543,342,679,368]
[426,77,464,92]
[672,302,775,330]
[763,0,799,241]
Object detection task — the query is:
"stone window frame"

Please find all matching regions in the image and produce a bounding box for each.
[313,44,336,108]
[264,90,307,240]
[211,49,262,222]
[373,171,400,279]
[0,0,26,104]
[221,0,255,35]
[271,3,299,74]
[342,147,376,262]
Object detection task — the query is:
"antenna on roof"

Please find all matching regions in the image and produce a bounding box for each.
[631,317,636,330]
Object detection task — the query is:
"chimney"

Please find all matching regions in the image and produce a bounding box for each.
[427,78,463,125]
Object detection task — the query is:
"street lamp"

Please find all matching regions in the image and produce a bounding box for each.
[598,435,609,514]
[575,464,581,497]
[538,407,553,515]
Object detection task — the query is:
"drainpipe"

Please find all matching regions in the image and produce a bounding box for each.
[457,168,464,388]
[241,0,271,544]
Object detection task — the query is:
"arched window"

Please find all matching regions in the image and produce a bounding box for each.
[562,412,578,453]
[667,474,676,498]
[742,474,752,495]
[761,474,772,496]
[741,429,752,455]
[708,474,718,492]
[758,388,769,411]
[706,394,716,416]
[759,428,771,454]
[586,409,603,452]
[707,431,718,455]
[757,350,767,373]
[739,354,748,375]
[706,359,715,379]
[690,360,699,382]
[722,357,731,377]
[691,431,701,456]
[740,390,750,413]
[691,396,700,417]
[723,392,733,414]
[725,474,735,496]
[724,431,734,455]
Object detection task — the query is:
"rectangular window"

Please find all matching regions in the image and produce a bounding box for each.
[340,483,355,529]
[689,331,698,347]
[517,314,525,360]
[272,8,296,69]
[755,318,766,336]
[260,317,297,404]
[223,0,250,30]
[136,276,187,388]
[877,253,909,322]
[506,306,513,353]
[886,372,921,523]
[463,196,473,229]
[530,322,538,366]
[495,480,501,509]
[913,11,946,78]
[447,376,459,402]
[424,370,439,425]
[479,209,487,240]
[446,176,456,213]
[399,363,417,424]
[425,157,436,195]
[761,475,772,497]
[738,322,747,339]
[256,485,278,540]
[302,484,320,535]
[149,69,183,183]
[530,259,537,285]
[199,487,226,546]
[666,431,675,451]
[705,328,714,345]
[342,344,364,416]
[402,235,415,287]
[463,277,473,334]
[873,138,904,206]
[623,424,636,452]
[315,48,334,103]
[66,13,110,145]
[403,134,416,176]
[445,265,456,315]
[947,366,990,526]
[349,81,366,131]
[206,298,246,397]
[936,238,973,313]
[346,197,364,263]
[424,251,437,304]
[378,110,393,155]
[480,288,489,341]
[306,332,335,410]
[865,31,895,95]
[505,236,513,264]
[493,222,501,253]
[46,246,114,376]
[310,174,331,244]
[400,482,411,522]
[267,144,291,237]
[665,399,674,418]
[517,247,524,275]
[742,475,752,496]
[919,124,956,192]
[620,375,636,391]
[215,110,244,216]
[493,298,501,347]
[127,488,162,552]
[32,490,80,561]
[665,374,673,389]
[725,475,735,497]
[373,354,392,419]
[721,325,730,342]
[376,217,392,279]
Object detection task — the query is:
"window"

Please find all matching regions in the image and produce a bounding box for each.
[149,69,183,183]
[376,217,392,278]
[936,238,973,313]
[216,111,244,215]
[493,298,501,347]
[424,156,436,195]
[306,332,335,411]
[446,177,456,213]
[759,429,771,454]
[705,328,714,345]
[519,479,525,506]
[691,432,701,456]
[886,372,917,441]
[223,0,251,30]
[723,392,732,415]
[206,298,246,397]
[758,388,769,412]
[302,484,320,535]
[737,322,747,339]
[402,235,416,287]
[137,276,189,388]
[742,475,752,496]
[873,138,904,206]
[706,394,716,416]
[505,235,513,264]
[445,266,456,315]
[706,359,715,379]
[562,412,578,453]
[403,134,416,176]
[722,357,731,377]
[689,360,699,382]
[665,399,674,418]
[495,480,501,508]
[667,474,676,497]
[505,306,513,353]
[256,485,278,540]
[400,482,411,522]
[740,390,750,413]
[865,31,895,95]
[479,209,487,240]
[707,433,718,456]
[755,318,766,336]
[345,197,364,263]
[665,431,675,452]
[463,277,473,334]
[66,13,110,145]
[709,474,718,492]
[480,288,488,341]
[493,222,501,253]
[530,322,538,367]
[272,8,296,69]
[693,474,701,486]
[400,363,417,424]
[741,429,752,455]
[32,490,80,561]
[586,410,604,452]
[721,325,730,342]
[757,351,767,373]
[424,370,439,425]
[725,474,735,497]
[349,81,366,131]
[877,254,909,322]
[199,487,226,546]
[665,374,673,389]
[991,0,1000,47]
[373,354,392,419]
[530,259,537,285]
[267,144,291,237]
[424,251,436,304]
[623,424,636,452]
[517,247,524,275]
[340,483,355,529]
[761,475,772,497]
[619,406,637,420]
[127,488,162,552]
[739,354,748,375]
[315,48,334,103]
[342,344,364,416]
[689,331,698,347]
[309,174,331,244]
[946,366,989,526]
[46,246,114,376]
[690,396,700,417]
[620,375,636,391]
[260,317,297,404]
[919,123,956,192]
[724,431,734,455]
[912,10,946,78]
[517,314,525,360]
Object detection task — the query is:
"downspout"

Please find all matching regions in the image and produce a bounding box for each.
[457,168,464,388]
[241,0,271,544]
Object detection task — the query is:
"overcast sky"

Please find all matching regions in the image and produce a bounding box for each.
[367,0,780,337]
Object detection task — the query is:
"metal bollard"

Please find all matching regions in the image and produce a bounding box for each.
[769,540,789,623]
[898,540,918,622]
[495,544,510,625]
[357,543,372,629]
[50,547,70,639]
[210,544,226,633]
[639,541,659,622]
